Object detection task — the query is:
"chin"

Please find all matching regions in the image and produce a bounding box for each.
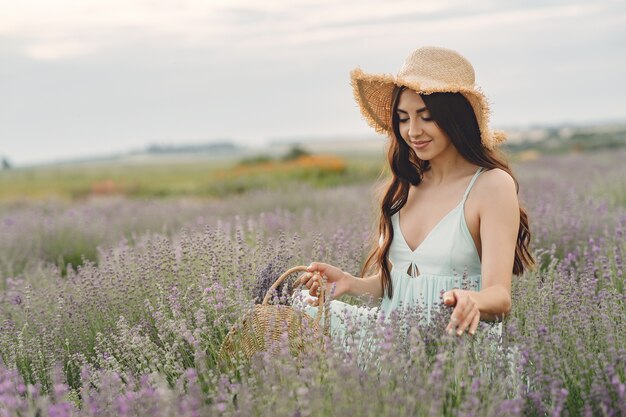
[413,148,434,158]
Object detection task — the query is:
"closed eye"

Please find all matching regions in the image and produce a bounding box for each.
[398,116,433,123]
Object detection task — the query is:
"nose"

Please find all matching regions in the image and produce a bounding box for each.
[408,117,424,139]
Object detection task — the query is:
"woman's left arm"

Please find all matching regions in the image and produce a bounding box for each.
[443,168,520,335]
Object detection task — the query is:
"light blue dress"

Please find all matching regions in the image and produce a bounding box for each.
[293,166,503,342]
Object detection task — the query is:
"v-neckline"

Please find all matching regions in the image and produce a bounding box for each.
[396,167,483,253]
[397,201,462,253]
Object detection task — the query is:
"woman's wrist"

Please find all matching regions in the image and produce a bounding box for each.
[344,272,383,300]
[471,286,511,321]
[343,271,358,296]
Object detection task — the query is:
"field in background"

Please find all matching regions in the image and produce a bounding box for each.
[0,149,385,202]
[4,124,626,202]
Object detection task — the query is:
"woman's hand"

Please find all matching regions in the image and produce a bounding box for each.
[443,289,480,336]
[299,262,353,306]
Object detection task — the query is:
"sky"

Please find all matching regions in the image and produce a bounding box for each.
[1,0,625,166]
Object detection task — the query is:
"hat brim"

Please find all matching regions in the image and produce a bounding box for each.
[350,68,506,150]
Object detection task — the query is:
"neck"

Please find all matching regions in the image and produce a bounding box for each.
[423,151,476,185]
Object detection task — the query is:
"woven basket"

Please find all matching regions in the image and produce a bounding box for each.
[218,265,329,365]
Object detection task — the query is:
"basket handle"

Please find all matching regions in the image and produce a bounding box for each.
[262,265,328,327]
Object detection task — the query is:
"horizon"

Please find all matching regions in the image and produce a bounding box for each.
[4,119,626,168]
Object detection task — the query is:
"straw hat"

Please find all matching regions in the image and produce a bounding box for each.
[350,46,506,150]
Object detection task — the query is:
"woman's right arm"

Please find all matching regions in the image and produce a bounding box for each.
[302,262,383,303]
[347,272,384,301]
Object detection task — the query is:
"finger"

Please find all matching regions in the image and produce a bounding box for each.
[298,272,311,287]
[469,312,480,336]
[446,310,462,334]
[443,290,457,306]
[451,299,474,335]
[447,299,468,334]
[309,281,319,297]
[306,298,319,307]
[304,273,319,289]
[307,262,326,272]
[446,317,458,335]
[457,307,476,336]
[449,295,466,323]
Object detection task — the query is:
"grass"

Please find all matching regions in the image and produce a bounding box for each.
[0,153,385,201]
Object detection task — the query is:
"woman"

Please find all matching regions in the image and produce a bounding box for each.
[297,46,534,339]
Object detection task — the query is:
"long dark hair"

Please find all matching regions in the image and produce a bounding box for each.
[360,86,535,299]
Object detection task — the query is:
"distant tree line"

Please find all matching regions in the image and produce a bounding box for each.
[503,127,626,155]
[238,145,311,166]
[1,156,11,170]
[145,142,239,154]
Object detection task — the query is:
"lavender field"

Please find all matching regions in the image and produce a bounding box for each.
[1,149,625,416]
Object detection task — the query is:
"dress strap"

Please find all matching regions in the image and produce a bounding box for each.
[461,167,485,203]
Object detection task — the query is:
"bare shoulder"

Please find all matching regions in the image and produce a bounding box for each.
[468,168,519,222]
[472,168,519,214]
[475,168,517,196]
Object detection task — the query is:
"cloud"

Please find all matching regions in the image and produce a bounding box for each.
[0,0,498,59]
[23,40,99,60]
[2,0,620,62]
[1,0,224,59]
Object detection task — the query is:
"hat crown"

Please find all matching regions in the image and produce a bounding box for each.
[397,46,475,88]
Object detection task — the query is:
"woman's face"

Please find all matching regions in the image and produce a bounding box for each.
[396,89,454,161]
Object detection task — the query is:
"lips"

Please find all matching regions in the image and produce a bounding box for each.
[411,140,432,148]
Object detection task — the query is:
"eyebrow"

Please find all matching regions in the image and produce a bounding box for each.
[396,107,427,114]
